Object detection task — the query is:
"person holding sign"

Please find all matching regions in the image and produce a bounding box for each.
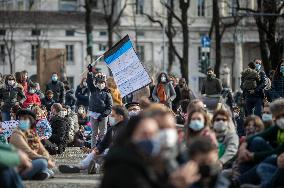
[152,73,176,109]
[87,64,113,148]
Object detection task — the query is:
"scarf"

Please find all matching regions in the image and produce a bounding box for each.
[157,83,167,103]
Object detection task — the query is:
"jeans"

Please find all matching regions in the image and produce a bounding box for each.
[238,137,274,185]
[21,158,48,180]
[256,155,278,188]
[90,117,107,148]
[80,149,108,170]
[1,111,11,121]
[245,96,263,117]
[0,168,24,188]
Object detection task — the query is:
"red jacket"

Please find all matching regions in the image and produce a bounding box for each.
[23,93,41,108]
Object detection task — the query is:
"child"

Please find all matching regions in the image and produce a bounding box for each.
[23,82,41,109]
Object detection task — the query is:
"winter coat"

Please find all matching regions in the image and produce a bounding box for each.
[109,88,123,106]
[241,68,259,91]
[0,84,26,112]
[36,90,45,100]
[48,115,68,154]
[132,86,150,103]
[10,128,50,160]
[243,70,266,98]
[36,118,52,140]
[41,97,55,112]
[75,85,90,107]
[22,93,41,108]
[201,76,223,95]
[73,131,85,147]
[0,143,21,169]
[219,131,239,165]
[65,89,76,109]
[152,82,176,108]
[78,115,88,126]
[100,144,170,188]
[66,112,79,144]
[87,73,113,116]
[97,120,128,154]
[46,80,65,103]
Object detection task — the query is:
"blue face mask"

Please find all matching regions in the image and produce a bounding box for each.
[51,76,58,82]
[18,120,30,131]
[262,114,272,122]
[255,64,261,71]
[135,138,161,157]
[280,66,284,73]
[189,120,205,131]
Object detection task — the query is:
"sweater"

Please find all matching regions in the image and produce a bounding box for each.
[201,77,223,95]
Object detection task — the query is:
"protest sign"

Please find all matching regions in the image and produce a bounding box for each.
[104,35,151,97]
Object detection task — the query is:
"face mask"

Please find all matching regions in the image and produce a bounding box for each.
[276,118,284,129]
[108,116,117,126]
[97,83,105,90]
[189,120,204,131]
[51,76,58,82]
[59,111,67,118]
[262,114,272,122]
[158,129,178,148]
[129,111,139,117]
[255,64,261,71]
[18,120,30,131]
[29,89,36,94]
[161,76,166,82]
[233,112,239,118]
[78,109,85,114]
[213,121,227,133]
[83,82,87,87]
[135,138,161,157]
[8,80,15,86]
[280,66,284,73]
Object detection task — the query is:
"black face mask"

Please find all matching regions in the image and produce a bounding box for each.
[199,164,220,178]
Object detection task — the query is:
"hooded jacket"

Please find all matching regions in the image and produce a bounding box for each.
[22,92,41,108]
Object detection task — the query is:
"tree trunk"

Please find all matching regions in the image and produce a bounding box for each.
[181,2,189,82]
[213,0,221,78]
[166,0,174,74]
[85,0,93,61]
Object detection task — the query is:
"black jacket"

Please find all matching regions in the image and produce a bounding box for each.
[0,84,26,112]
[97,120,128,154]
[46,80,65,103]
[65,89,76,109]
[87,73,113,116]
[41,97,55,112]
[100,144,170,188]
[75,85,90,107]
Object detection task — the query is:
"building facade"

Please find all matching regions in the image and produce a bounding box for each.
[0,0,279,93]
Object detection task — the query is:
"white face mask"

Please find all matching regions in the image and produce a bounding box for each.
[276,118,284,129]
[161,76,166,82]
[78,108,85,114]
[97,83,105,90]
[83,82,87,87]
[29,89,36,94]
[158,129,178,148]
[8,80,15,86]
[108,116,117,126]
[213,121,228,133]
[59,111,67,118]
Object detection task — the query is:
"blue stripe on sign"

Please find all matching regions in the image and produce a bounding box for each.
[104,40,133,65]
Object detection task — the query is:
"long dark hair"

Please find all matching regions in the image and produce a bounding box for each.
[273,59,284,81]
[157,72,170,84]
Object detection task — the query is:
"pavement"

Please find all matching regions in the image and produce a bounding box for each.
[24,147,102,188]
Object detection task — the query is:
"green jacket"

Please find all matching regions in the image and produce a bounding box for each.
[0,143,20,169]
[247,125,284,162]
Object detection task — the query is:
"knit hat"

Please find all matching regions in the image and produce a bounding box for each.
[270,99,284,117]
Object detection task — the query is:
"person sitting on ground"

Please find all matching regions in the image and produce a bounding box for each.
[77,105,89,126]
[262,103,273,129]
[58,105,129,173]
[32,106,52,140]
[73,125,87,148]
[9,109,55,180]
[240,115,265,144]
[34,82,45,100]
[41,90,55,113]
[47,103,68,154]
[63,81,76,111]
[23,82,41,109]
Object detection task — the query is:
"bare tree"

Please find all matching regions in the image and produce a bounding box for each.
[102,0,128,49]
[236,0,284,73]
[84,0,94,61]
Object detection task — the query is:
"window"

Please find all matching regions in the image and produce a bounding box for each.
[59,0,77,11]
[99,44,107,51]
[66,45,74,63]
[0,29,6,36]
[65,30,75,36]
[136,0,144,14]
[0,45,5,64]
[197,0,205,17]
[67,76,74,89]
[31,29,41,36]
[136,45,145,62]
[99,31,107,36]
[31,44,38,63]
[198,46,210,74]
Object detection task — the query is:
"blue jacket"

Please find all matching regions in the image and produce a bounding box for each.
[87,73,113,117]
[75,85,90,107]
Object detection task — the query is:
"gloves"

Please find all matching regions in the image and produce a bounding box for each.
[87,64,93,72]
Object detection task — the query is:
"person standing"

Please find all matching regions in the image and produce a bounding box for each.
[201,67,223,95]
[106,77,123,106]
[152,72,176,109]
[87,64,113,148]
[75,77,90,111]
[0,75,26,121]
[271,59,284,101]
[46,73,64,104]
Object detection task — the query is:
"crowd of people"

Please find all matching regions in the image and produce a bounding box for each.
[1,58,284,188]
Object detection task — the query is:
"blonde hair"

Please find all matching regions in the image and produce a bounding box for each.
[107,77,117,89]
